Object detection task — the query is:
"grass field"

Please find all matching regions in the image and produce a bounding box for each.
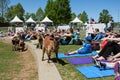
[54,45,115,80]
[0,27,116,80]
[54,27,117,80]
[0,41,22,80]
[0,41,38,80]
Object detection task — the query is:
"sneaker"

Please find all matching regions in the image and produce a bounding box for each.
[92,58,101,68]
[100,62,106,70]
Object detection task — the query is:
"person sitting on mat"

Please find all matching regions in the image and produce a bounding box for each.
[64,35,92,55]
[92,32,120,61]
[93,53,120,80]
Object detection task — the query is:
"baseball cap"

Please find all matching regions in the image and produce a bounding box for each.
[85,36,92,42]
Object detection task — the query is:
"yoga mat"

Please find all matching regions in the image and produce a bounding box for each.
[76,66,115,78]
[58,51,98,58]
[67,57,92,65]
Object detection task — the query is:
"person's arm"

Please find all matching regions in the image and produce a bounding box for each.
[113,52,120,59]
[108,38,120,42]
[64,33,72,37]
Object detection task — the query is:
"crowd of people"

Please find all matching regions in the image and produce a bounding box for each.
[0,20,120,79]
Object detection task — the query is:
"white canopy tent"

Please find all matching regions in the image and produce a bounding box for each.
[84,22,88,25]
[10,15,23,23]
[41,16,53,23]
[26,17,36,23]
[71,17,82,23]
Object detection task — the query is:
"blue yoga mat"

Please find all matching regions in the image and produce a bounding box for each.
[76,66,115,78]
[58,51,98,58]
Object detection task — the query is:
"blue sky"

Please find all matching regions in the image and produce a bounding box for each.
[9,0,120,22]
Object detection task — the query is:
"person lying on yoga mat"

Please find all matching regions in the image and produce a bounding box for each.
[64,35,92,55]
[92,34,120,61]
[93,56,120,80]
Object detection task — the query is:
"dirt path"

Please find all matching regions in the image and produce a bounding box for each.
[27,42,62,80]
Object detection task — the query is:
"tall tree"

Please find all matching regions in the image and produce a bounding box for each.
[44,0,71,25]
[71,13,76,20]
[14,3,25,20]
[0,0,10,22]
[99,9,111,25]
[44,0,55,22]
[5,3,25,22]
[30,13,36,21]
[55,0,71,25]
[36,7,44,21]
[24,12,31,21]
[78,11,88,23]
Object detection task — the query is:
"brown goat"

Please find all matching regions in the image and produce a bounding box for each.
[42,35,59,63]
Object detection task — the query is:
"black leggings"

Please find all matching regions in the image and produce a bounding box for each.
[99,41,120,59]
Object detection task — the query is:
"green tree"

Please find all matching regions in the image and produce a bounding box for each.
[36,7,44,21]
[30,13,36,21]
[44,0,71,25]
[24,12,36,21]
[5,3,25,22]
[99,9,111,25]
[24,12,31,21]
[0,0,10,22]
[44,0,55,22]
[78,11,88,23]
[55,0,71,25]
[71,13,76,20]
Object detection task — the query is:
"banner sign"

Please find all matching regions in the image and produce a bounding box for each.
[86,24,106,35]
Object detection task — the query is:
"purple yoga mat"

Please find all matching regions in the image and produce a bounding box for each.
[67,57,93,65]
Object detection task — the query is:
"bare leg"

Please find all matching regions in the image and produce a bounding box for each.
[96,56,105,60]
[68,50,78,55]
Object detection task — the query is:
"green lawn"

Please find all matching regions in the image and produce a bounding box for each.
[0,27,8,32]
[54,45,115,80]
[0,41,22,80]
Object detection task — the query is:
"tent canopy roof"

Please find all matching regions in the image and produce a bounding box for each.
[26,17,36,23]
[41,16,53,23]
[71,17,82,23]
[10,15,23,23]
